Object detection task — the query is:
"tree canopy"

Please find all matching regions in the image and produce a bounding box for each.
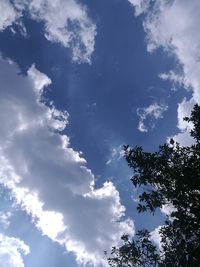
[107,104,200,267]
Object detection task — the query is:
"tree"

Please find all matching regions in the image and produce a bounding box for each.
[108,104,200,267]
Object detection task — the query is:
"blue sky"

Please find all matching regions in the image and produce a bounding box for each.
[0,0,199,266]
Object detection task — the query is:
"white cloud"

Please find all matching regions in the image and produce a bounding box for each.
[166,97,195,146]
[151,204,178,251]
[128,0,150,16]
[137,102,168,132]
[170,97,195,145]
[0,58,134,265]
[0,212,11,229]
[159,70,187,91]
[150,225,162,250]
[0,0,96,63]
[28,64,52,93]
[0,233,29,267]
[160,203,177,223]
[0,0,20,31]
[106,145,124,165]
[128,0,200,143]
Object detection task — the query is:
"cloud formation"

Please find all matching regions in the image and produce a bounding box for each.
[0,0,20,31]
[129,0,200,143]
[0,212,11,229]
[106,145,124,165]
[150,225,162,250]
[0,233,29,267]
[167,97,195,146]
[128,0,150,16]
[0,0,96,63]
[0,58,134,265]
[137,102,168,132]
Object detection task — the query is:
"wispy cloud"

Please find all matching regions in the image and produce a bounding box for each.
[106,145,124,165]
[0,212,11,229]
[137,102,168,132]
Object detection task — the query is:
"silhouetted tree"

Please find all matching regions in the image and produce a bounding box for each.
[108,104,200,267]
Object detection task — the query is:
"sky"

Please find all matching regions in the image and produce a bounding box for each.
[0,0,199,266]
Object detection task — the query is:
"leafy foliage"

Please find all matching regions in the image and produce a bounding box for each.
[108,231,159,267]
[108,105,200,267]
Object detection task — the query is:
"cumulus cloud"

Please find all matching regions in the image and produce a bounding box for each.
[137,102,168,132]
[0,0,96,63]
[128,0,200,143]
[0,233,29,267]
[0,58,134,265]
